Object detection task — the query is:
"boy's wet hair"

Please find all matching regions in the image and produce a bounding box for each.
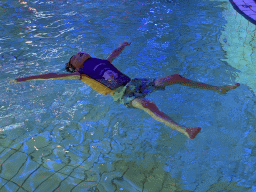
[65,56,76,73]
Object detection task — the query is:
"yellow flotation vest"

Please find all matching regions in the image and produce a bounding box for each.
[80,74,119,95]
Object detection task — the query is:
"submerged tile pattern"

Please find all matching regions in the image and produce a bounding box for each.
[229,0,256,25]
[0,122,184,192]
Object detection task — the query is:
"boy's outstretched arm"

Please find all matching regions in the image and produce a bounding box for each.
[9,72,80,83]
[106,42,131,63]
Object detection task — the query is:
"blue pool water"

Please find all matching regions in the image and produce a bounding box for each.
[1,0,256,191]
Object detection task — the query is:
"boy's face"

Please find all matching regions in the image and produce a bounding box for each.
[70,52,91,69]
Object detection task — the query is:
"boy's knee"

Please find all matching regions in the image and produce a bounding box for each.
[173,74,189,83]
[132,98,153,109]
[173,74,184,79]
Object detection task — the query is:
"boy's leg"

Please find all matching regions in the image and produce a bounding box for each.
[131,97,201,139]
[154,74,240,94]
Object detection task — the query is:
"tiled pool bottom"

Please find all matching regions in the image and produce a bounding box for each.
[1,106,255,192]
[229,0,256,25]
[0,117,188,192]
[1,101,255,192]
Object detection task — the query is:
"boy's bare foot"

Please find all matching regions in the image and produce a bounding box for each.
[185,127,201,139]
[217,83,240,94]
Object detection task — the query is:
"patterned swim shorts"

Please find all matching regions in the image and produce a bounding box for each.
[111,78,165,108]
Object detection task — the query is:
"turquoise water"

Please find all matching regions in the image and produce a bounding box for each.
[1,0,256,191]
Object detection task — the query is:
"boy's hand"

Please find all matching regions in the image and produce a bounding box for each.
[9,79,18,84]
[9,77,26,83]
[121,42,131,47]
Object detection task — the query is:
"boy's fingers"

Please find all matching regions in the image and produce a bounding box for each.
[122,42,131,46]
[9,79,17,84]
